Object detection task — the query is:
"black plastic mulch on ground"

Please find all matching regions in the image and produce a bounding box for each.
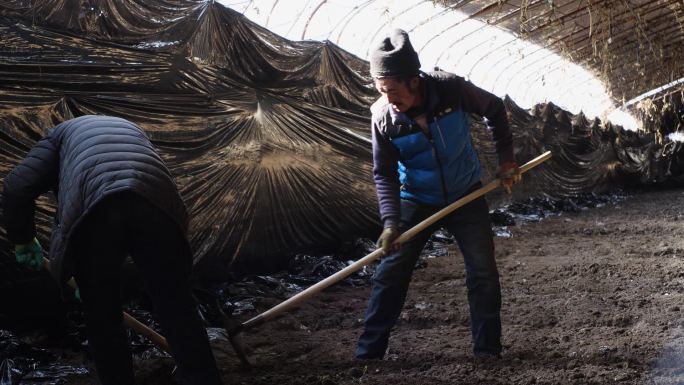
[0,328,89,385]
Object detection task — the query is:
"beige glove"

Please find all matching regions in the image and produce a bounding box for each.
[376,227,401,255]
[497,161,522,194]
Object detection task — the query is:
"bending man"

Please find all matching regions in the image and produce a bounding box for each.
[2,115,223,385]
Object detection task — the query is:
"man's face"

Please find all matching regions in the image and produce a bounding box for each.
[374,76,421,113]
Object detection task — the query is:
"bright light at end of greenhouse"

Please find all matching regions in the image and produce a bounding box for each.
[224,0,644,129]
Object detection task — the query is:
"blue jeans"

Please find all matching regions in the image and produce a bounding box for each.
[356,190,502,358]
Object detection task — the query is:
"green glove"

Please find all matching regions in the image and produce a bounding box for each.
[376,227,400,254]
[14,237,44,270]
[66,277,81,302]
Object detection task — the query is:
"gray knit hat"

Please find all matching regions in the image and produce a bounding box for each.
[369,29,421,78]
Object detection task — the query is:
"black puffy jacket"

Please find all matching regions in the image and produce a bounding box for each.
[2,115,188,284]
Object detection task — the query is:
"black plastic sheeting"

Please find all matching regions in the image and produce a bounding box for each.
[0,329,89,384]
[490,191,628,237]
[635,89,684,139]
[0,0,379,278]
[1,0,683,280]
[471,98,684,210]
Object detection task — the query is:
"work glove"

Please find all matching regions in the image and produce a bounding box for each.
[72,286,81,302]
[376,227,401,255]
[497,161,522,194]
[14,237,44,270]
[63,277,82,302]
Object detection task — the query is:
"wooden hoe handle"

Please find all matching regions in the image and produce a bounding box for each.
[42,258,171,352]
[240,151,553,330]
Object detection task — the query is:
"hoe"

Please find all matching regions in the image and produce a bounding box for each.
[226,151,552,367]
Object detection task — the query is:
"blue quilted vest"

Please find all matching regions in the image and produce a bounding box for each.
[390,108,481,206]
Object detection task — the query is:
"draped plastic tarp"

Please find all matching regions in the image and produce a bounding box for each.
[0,0,682,279]
[0,0,381,278]
[472,97,684,209]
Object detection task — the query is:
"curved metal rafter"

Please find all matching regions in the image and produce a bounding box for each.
[240,0,254,14]
[433,22,495,67]
[325,0,374,42]
[236,0,684,122]
[490,39,547,93]
[264,0,280,28]
[514,58,564,103]
[284,0,314,37]
[361,0,426,59]
[464,36,516,81]
[538,63,596,99]
[518,58,599,107]
[429,0,563,68]
[500,46,555,94]
[301,0,327,40]
[417,0,543,59]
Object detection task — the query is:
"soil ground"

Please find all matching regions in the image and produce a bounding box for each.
[217,187,684,385]
[7,187,684,384]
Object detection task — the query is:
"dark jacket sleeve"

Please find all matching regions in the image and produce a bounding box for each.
[2,134,59,244]
[371,118,401,228]
[456,77,515,165]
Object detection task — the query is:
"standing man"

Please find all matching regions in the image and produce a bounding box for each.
[2,115,223,385]
[356,29,521,360]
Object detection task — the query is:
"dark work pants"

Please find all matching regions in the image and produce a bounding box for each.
[356,190,502,358]
[71,192,223,385]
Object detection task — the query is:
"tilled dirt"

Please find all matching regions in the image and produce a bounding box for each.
[216,187,684,385]
[5,188,684,384]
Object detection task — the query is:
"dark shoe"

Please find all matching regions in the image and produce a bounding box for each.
[355,344,386,360]
[473,353,501,368]
[355,353,384,361]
